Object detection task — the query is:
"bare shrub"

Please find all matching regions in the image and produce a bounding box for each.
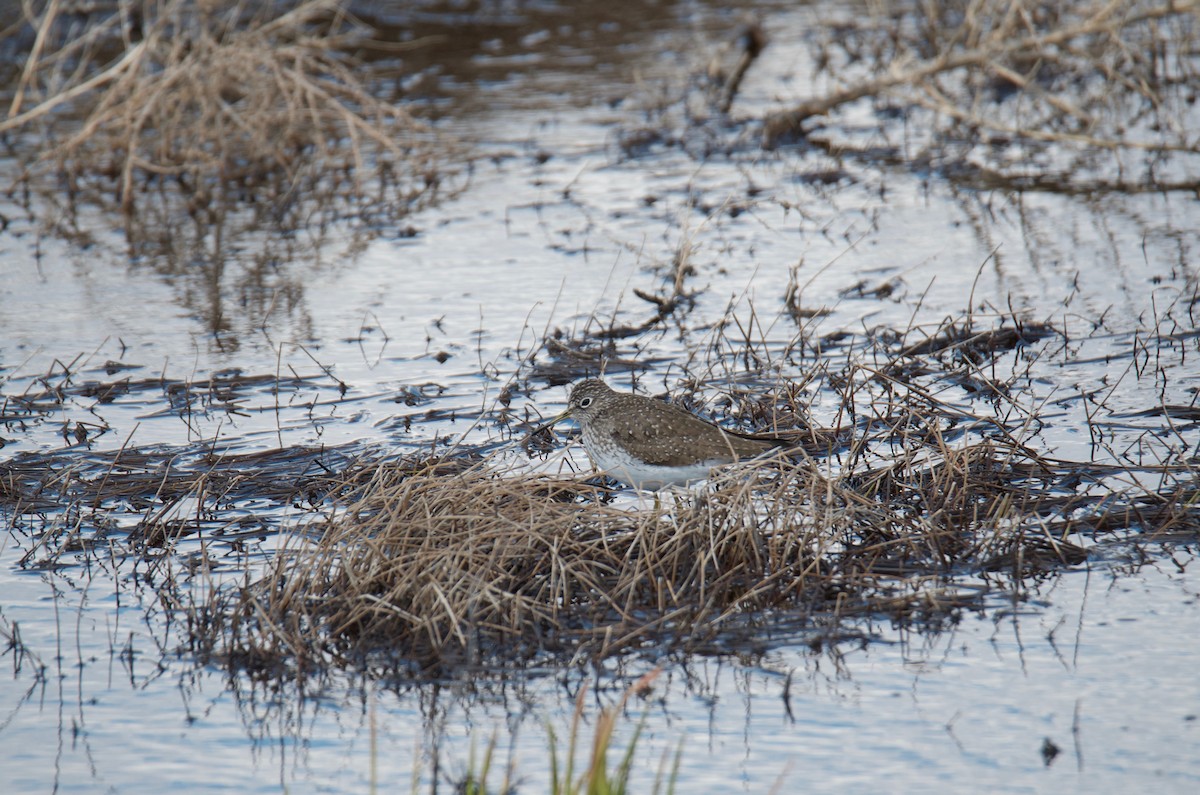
[1,0,450,227]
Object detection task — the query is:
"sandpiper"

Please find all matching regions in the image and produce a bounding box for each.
[534,379,785,489]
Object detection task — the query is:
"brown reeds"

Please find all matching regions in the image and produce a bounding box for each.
[183,419,1196,678]
[1,0,450,229]
[194,454,836,673]
[4,305,1196,681]
[764,0,1200,157]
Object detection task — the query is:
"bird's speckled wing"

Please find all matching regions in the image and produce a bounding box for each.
[602,400,776,467]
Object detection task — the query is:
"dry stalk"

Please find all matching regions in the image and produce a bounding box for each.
[763,0,1200,154]
[1,0,449,220]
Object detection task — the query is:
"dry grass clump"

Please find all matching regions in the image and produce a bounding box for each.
[6,307,1195,681]
[5,312,1194,682]
[187,427,1198,678]
[192,456,832,674]
[762,0,1199,181]
[620,0,1199,181]
[1,0,447,223]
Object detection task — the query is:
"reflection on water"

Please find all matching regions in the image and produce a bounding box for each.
[2,556,1197,793]
[2,0,1199,792]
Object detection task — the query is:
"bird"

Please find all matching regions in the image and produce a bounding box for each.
[532,379,787,489]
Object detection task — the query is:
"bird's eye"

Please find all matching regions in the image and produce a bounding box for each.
[579,397,593,409]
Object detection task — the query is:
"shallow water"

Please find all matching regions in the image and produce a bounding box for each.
[3,547,1197,793]
[2,1,1199,792]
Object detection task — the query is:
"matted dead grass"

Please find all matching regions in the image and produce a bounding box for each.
[765,0,1200,158]
[0,272,1193,683]
[640,0,1199,190]
[184,428,1197,679]
[5,302,1196,681]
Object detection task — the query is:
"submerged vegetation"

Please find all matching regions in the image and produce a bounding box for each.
[650,0,1200,190]
[4,302,1196,681]
[189,430,1193,677]
[768,0,1200,162]
[2,0,1199,791]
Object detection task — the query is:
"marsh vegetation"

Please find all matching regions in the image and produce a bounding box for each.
[2,0,1198,791]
